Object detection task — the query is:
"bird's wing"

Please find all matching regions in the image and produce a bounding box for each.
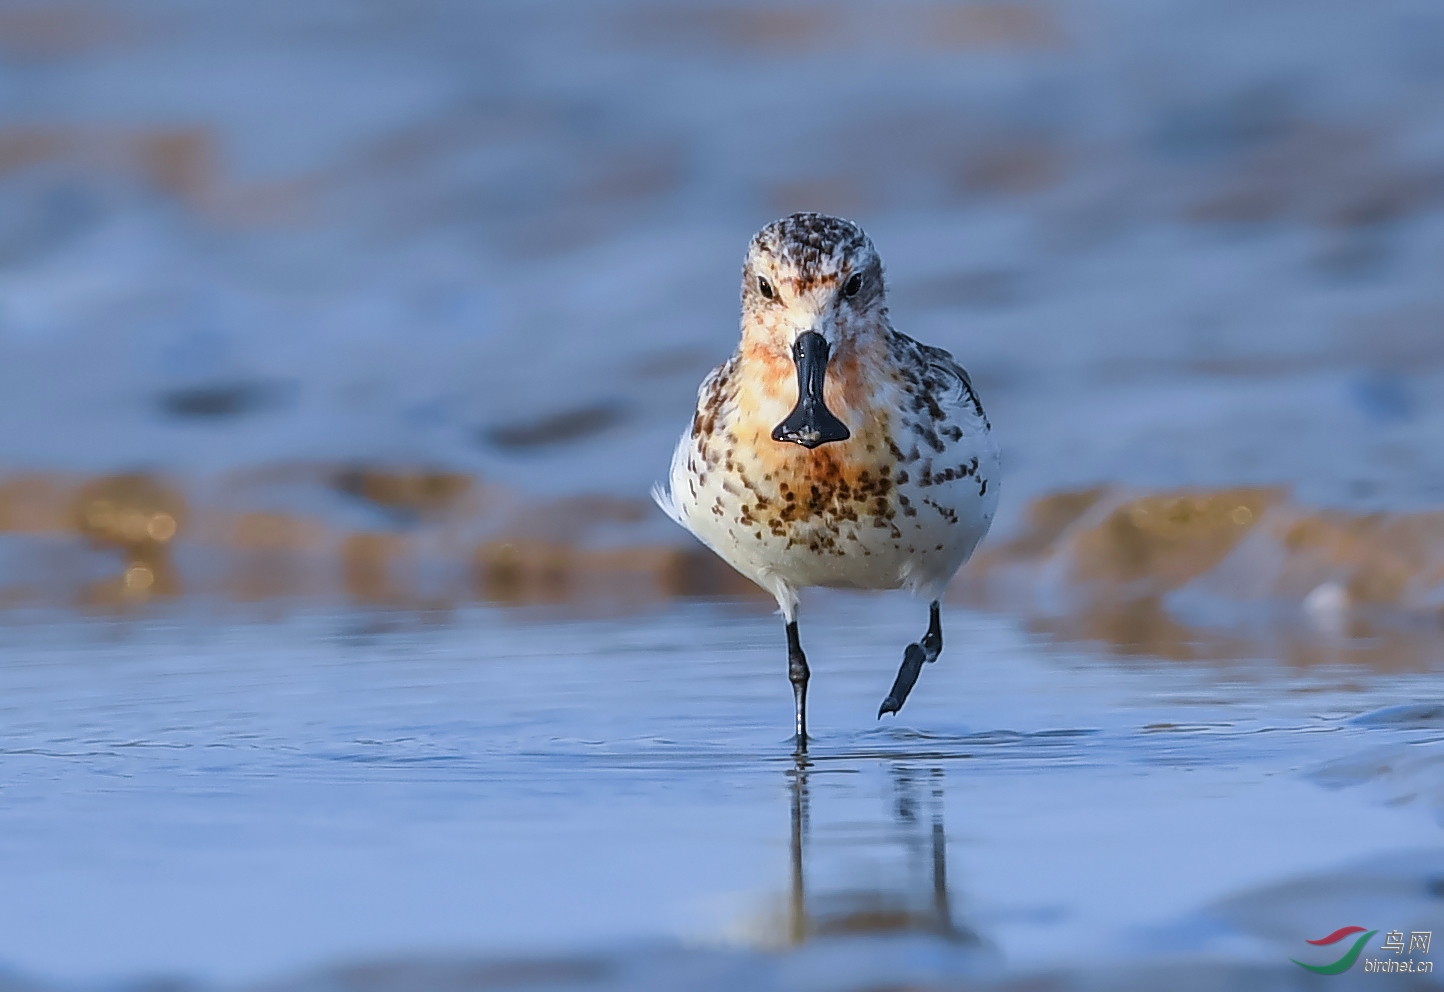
[918,342,988,425]
[891,332,990,431]
[652,356,737,527]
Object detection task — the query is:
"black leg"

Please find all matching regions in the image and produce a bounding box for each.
[878,600,943,718]
[787,620,810,750]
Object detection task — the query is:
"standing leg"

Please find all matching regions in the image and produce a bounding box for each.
[878,600,943,718]
[787,620,810,750]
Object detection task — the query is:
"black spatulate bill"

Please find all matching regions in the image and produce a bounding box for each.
[771,331,850,449]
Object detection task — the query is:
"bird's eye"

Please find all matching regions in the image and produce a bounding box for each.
[757,276,775,300]
[843,273,863,298]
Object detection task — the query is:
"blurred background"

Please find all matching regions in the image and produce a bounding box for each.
[3,2,1444,990]
[3,0,1444,616]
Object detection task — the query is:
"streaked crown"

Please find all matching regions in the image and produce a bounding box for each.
[750,213,874,276]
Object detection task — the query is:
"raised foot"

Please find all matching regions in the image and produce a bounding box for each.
[877,601,943,719]
[878,642,927,718]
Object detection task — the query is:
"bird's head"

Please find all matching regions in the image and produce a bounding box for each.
[740,213,888,449]
[741,212,887,357]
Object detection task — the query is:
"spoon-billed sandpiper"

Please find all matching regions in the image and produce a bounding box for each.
[655,213,999,749]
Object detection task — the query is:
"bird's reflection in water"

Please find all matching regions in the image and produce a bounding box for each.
[784,754,983,947]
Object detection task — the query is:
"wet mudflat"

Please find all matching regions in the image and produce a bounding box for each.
[0,595,1441,991]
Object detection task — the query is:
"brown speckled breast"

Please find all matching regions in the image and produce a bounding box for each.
[688,345,911,554]
[664,328,998,596]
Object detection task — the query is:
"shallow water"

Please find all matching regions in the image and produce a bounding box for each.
[1,595,1441,990]
[6,3,1444,988]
